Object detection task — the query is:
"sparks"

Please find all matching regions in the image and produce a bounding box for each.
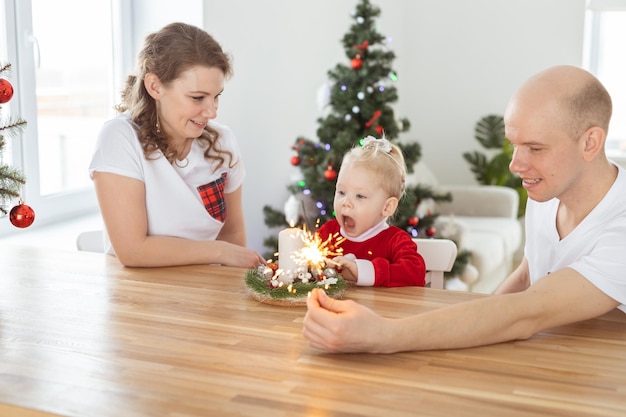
[291,226,345,274]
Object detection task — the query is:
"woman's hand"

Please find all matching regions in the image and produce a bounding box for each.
[217,240,266,268]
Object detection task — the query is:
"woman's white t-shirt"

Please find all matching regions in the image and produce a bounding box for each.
[89,112,245,254]
[525,162,626,313]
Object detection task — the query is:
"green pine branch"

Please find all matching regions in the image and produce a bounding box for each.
[0,118,28,140]
[0,62,28,214]
[0,165,26,214]
[0,62,12,76]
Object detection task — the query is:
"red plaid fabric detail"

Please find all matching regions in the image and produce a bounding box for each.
[197,173,227,222]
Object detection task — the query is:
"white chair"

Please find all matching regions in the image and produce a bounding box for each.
[414,238,457,290]
[76,230,105,253]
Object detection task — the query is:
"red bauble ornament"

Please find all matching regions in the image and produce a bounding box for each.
[365,110,382,127]
[355,40,369,51]
[290,155,301,166]
[375,125,383,135]
[351,57,363,70]
[324,166,338,181]
[0,78,14,104]
[408,216,419,226]
[10,202,36,228]
[426,226,436,237]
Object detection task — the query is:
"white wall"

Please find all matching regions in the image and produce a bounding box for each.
[124,0,204,70]
[203,0,586,254]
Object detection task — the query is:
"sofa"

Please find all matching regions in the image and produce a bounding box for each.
[407,162,523,294]
[433,185,523,293]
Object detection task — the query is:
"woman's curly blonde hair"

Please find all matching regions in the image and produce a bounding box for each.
[116,22,234,169]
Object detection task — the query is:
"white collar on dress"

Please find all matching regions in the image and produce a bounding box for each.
[340,218,389,243]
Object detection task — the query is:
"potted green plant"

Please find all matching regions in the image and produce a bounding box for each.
[463,114,527,217]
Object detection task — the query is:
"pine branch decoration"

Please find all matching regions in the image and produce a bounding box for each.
[1,61,28,214]
[245,269,348,303]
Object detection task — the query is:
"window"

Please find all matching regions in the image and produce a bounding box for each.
[1,0,203,235]
[32,0,116,195]
[1,0,119,234]
[584,0,626,158]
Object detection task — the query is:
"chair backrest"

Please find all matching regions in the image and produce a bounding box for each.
[76,230,105,253]
[413,238,457,289]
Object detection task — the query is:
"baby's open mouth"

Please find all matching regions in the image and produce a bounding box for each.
[342,215,355,230]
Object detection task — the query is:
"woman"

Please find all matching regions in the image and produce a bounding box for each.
[89,22,264,268]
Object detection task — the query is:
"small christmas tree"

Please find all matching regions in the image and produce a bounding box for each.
[1,62,35,228]
[262,0,469,277]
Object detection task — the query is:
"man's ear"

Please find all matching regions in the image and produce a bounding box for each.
[382,197,399,217]
[144,72,162,100]
[582,126,606,162]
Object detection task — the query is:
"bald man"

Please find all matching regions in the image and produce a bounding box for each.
[302,65,626,354]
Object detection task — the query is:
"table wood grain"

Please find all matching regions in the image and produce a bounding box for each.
[0,244,625,417]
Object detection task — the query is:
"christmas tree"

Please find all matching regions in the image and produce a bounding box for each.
[1,62,35,228]
[262,0,469,277]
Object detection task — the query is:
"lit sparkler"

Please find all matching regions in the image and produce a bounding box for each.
[291,227,345,274]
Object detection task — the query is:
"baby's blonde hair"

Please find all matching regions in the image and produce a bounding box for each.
[341,136,406,199]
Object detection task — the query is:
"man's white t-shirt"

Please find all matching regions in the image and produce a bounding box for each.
[525,162,626,313]
[89,113,245,254]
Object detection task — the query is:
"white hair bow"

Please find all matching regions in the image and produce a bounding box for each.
[363,135,392,152]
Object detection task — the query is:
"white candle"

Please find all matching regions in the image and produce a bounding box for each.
[278,228,305,273]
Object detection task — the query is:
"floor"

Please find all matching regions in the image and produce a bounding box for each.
[0,212,103,251]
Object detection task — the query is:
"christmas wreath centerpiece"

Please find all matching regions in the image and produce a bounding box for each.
[245,226,348,306]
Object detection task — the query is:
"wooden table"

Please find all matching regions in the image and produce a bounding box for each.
[1,245,625,417]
